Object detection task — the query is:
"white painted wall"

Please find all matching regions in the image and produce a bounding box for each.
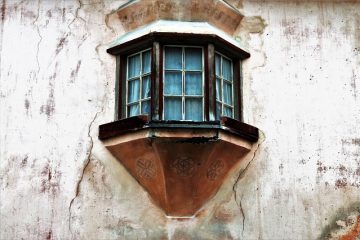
[1,1,359,239]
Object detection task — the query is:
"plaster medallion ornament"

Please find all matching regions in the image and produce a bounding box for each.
[171,156,196,177]
[207,159,225,181]
[136,158,156,179]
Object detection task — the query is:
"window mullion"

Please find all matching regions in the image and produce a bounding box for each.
[231,60,234,118]
[139,52,143,115]
[207,44,216,121]
[182,46,185,120]
[220,56,224,117]
[152,42,160,120]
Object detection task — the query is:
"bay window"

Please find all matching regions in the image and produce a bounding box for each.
[109,32,250,122]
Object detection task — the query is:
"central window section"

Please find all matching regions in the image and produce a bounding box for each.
[163,46,204,121]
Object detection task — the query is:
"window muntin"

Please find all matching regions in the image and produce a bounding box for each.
[126,49,151,117]
[163,46,204,121]
[215,53,234,120]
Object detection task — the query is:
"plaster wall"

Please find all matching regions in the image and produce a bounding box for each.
[0,0,360,239]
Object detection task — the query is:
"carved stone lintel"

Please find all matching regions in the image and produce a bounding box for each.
[113,0,244,35]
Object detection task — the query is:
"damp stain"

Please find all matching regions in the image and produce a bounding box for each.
[40,64,57,118]
[1,0,5,22]
[24,98,30,114]
[55,35,69,57]
[39,163,60,196]
[239,16,267,34]
[70,60,81,83]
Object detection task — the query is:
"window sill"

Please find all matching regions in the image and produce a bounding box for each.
[98,115,259,142]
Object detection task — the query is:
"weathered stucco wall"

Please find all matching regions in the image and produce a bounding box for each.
[1,0,360,239]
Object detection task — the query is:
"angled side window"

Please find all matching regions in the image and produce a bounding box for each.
[215,53,233,120]
[126,49,151,117]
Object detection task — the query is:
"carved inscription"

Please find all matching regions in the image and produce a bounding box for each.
[136,159,156,179]
[207,159,225,181]
[171,156,196,177]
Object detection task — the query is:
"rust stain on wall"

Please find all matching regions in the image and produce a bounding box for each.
[339,215,360,240]
[335,178,348,189]
[318,202,360,240]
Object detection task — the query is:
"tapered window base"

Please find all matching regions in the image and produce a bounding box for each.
[99,116,258,216]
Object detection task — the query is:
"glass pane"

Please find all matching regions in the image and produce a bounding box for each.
[141,100,150,114]
[128,79,140,103]
[185,72,202,95]
[216,102,222,120]
[128,54,141,78]
[142,50,151,74]
[165,47,182,70]
[223,106,233,117]
[215,54,221,77]
[223,82,232,105]
[164,97,182,120]
[164,71,182,95]
[185,48,202,71]
[142,75,151,99]
[216,78,221,100]
[128,104,139,117]
[223,58,232,81]
[185,98,203,121]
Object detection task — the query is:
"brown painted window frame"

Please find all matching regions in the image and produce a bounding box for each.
[108,32,250,122]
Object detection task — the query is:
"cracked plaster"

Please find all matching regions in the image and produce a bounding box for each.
[1,0,360,239]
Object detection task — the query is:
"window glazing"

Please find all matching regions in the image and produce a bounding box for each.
[163,46,204,121]
[215,53,233,120]
[126,49,151,117]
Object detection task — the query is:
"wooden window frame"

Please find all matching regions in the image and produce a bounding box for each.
[110,32,249,122]
[125,48,152,118]
[215,52,234,119]
[163,45,205,121]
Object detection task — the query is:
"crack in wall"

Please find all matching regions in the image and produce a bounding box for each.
[34,0,42,75]
[0,0,6,88]
[232,132,265,235]
[67,109,102,238]
[105,13,116,35]
[95,44,104,66]
[67,0,86,33]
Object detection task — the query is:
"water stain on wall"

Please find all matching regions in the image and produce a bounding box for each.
[319,202,360,240]
[70,60,81,83]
